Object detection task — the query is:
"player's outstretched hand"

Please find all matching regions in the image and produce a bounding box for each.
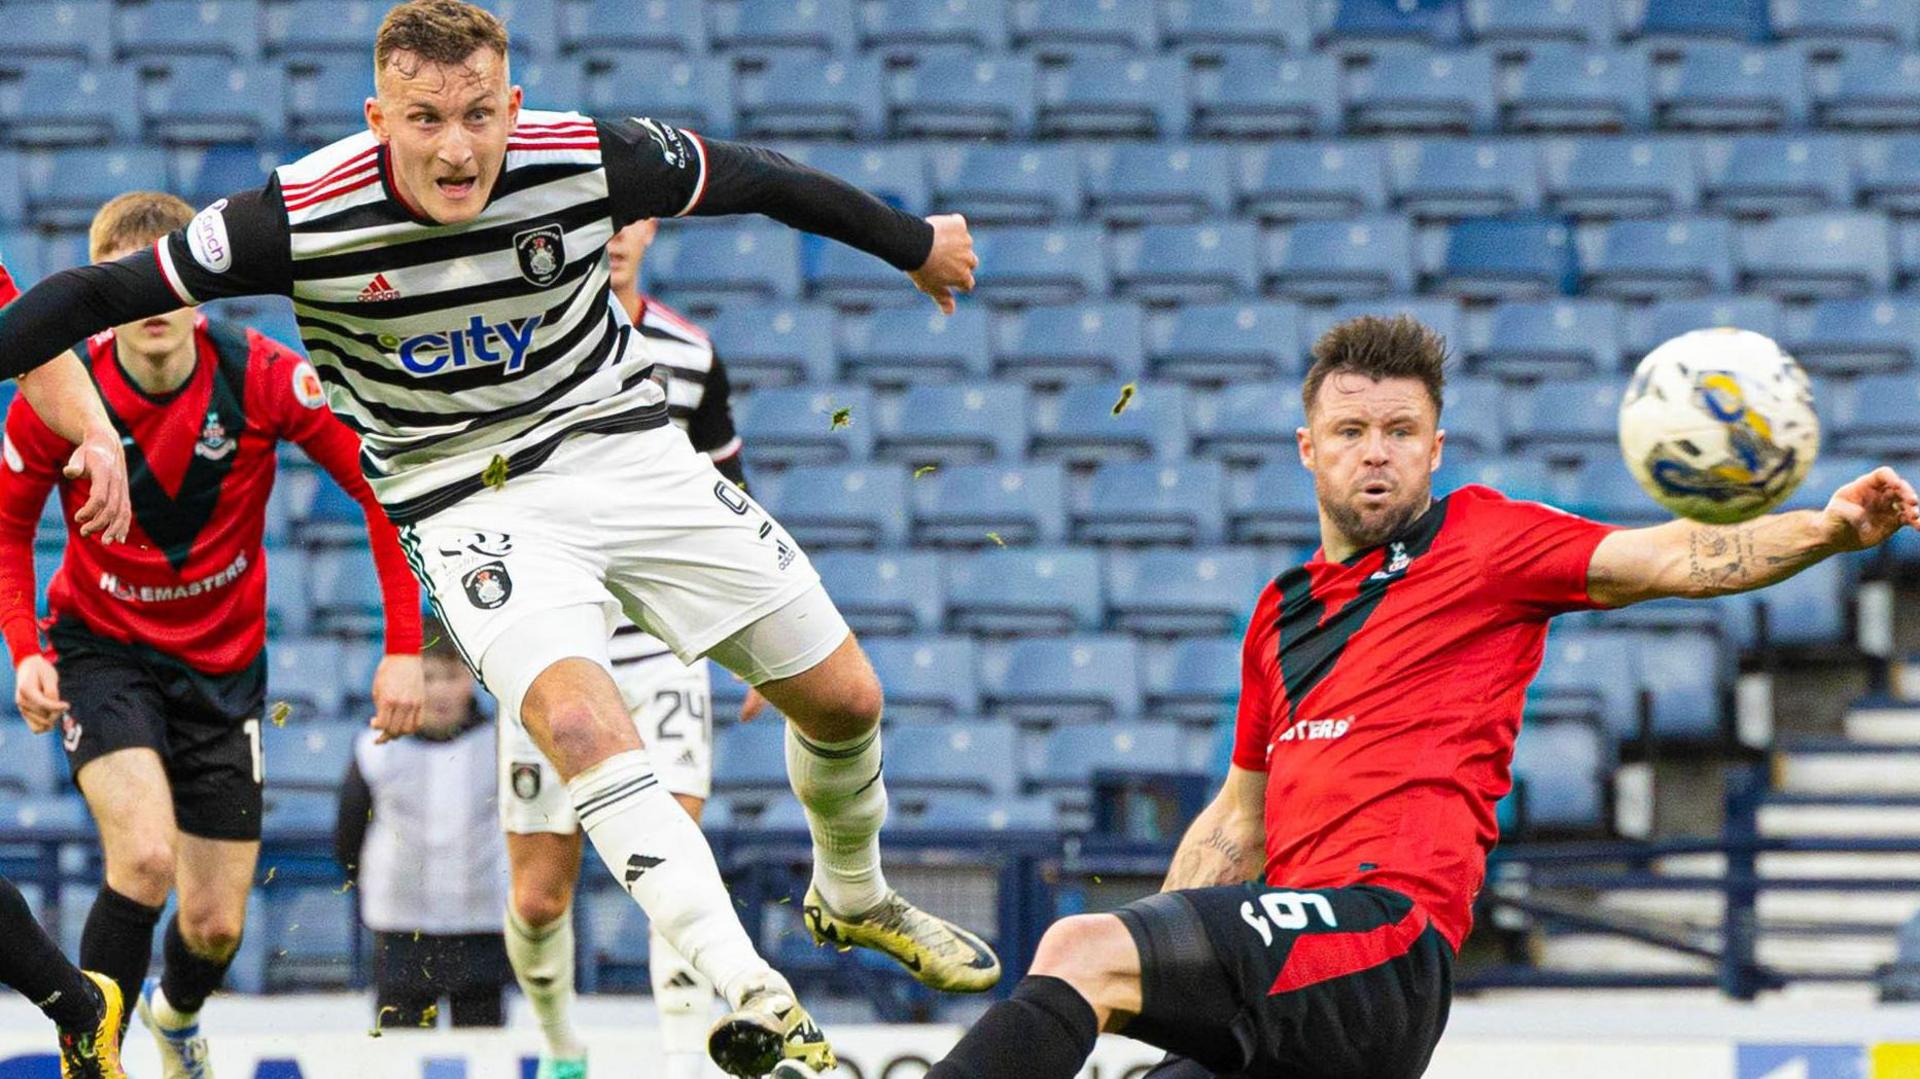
[1824,466,1920,551]
[909,214,978,315]
[14,654,67,735]
[66,423,130,545]
[369,652,426,744]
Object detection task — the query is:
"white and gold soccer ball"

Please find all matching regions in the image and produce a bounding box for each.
[1617,327,1820,524]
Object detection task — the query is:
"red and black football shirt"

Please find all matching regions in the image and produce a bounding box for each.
[1232,484,1618,951]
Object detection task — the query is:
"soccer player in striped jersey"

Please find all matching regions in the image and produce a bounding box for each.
[498,217,758,1079]
[0,3,993,1074]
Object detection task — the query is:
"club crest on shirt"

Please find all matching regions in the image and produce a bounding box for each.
[194,410,235,461]
[511,762,541,800]
[513,224,566,287]
[1368,541,1413,581]
[61,711,81,753]
[462,561,513,609]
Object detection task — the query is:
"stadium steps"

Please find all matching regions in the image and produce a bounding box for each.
[1539,928,1898,978]
[1773,738,1920,796]
[1842,701,1920,745]
[1758,794,1920,839]
[1599,887,1920,929]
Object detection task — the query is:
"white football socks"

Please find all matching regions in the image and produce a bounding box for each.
[505,905,585,1062]
[650,925,716,1079]
[785,723,891,916]
[568,749,775,1008]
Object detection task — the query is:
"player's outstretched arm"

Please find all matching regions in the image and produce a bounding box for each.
[15,353,129,545]
[1587,466,1920,607]
[0,254,182,382]
[1162,765,1268,892]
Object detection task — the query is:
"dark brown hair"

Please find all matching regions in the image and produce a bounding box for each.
[1300,314,1448,419]
[89,191,195,262]
[375,0,509,78]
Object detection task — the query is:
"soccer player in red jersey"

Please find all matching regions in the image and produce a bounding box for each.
[0,193,425,1079]
[926,315,1920,1079]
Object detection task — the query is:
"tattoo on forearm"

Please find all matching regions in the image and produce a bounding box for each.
[1164,824,1258,891]
[1684,517,1814,597]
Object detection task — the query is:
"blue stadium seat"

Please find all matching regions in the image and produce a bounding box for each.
[286,56,376,143]
[1632,295,1781,356]
[1029,723,1200,792]
[994,302,1147,385]
[862,637,981,724]
[1076,461,1227,546]
[1262,215,1415,300]
[1628,0,1770,41]
[266,637,347,723]
[1656,44,1808,131]
[299,477,371,547]
[1561,459,1669,526]
[1782,298,1920,375]
[16,2,113,64]
[732,384,872,465]
[562,0,705,53]
[1147,301,1303,383]
[1504,45,1653,132]
[0,725,60,797]
[1699,135,1855,216]
[1828,372,1920,456]
[1011,0,1157,54]
[1110,221,1260,304]
[1439,377,1508,456]
[264,720,359,792]
[712,723,790,793]
[117,0,260,63]
[876,383,1030,466]
[1189,51,1340,138]
[1580,216,1735,299]
[1542,136,1697,218]
[888,52,1037,140]
[806,235,920,308]
[1226,459,1321,546]
[1634,631,1725,740]
[21,148,170,230]
[1468,298,1624,377]
[781,144,930,217]
[1345,49,1497,134]
[981,637,1143,725]
[176,143,302,207]
[1510,719,1608,832]
[259,887,355,990]
[1857,136,1920,214]
[813,551,945,636]
[1504,376,1628,458]
[307,548,385,638]
[1749,556,1849,646]
[1773,0,1916,45]
[265,546,312,638]
[702,302,838,388]
[264,1,385,55]
[2,62,140,147]
[838,306,992,383]
[1038,54,1186,139]
[37,232,90,277]
[750,464,909,549]
[1161,0,1311,53]
[583,890,652,988]
[1818,47,1920,129]
[733,53,883,140]
[0,227,41,281]
[711,0,857,56]
[894,792,1060,832]
[928,145,1080,226]
[1465,0,1616,45]
[1188,381,1308,465]
[1082,143,1235,225]
[648,221,802,305]
[1239,141,1390,222]
[1433,455,1558,503]
[860,0,1005,53]
[1030,382,1189,465]
[1307,297,1465,358]
[585,50,733,137]
[971,224,1108,306]
[884,722,1017,796]
[1530,629,1641,737]
[911,463,1067,547]
[1107,548,1268,637]
[1739,212,1892,299]
[1393,138,1543,221]
[473,0,561,56]
[501,57,580,109]
[1432,216,1578,299]
[1325,0,1467,46]
[1141,635,1243,724]
[945,547,1104,635]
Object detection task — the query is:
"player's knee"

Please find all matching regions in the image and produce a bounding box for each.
[511,875,572,929]
[1031,914,1128,986]
[180,907,245,959]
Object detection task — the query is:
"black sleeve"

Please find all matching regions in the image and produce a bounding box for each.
[333,756,373,882]
[598,116,934,272]
[0,183,293,381]
[687,352,747,487]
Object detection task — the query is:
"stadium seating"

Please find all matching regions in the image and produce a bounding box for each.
[1782,298,1920,375]
[1140,635,1242,724]
[1580,216,1736,299]
[1037,53,1186,139]
[887,51,1037,140]
[911,462,1066,547]
[1159,0,1309,54]
[1075,460,1227,546]
[1432,216,1579,298]
[860,0,1004,54]
[1347,49,1498,135]
[14,2,115,65]
[562,0,704,54]
[733,384,874,465]
[875,383,1029,465]
[1146,300,1302,383]
[813,551,946,636]
[945,547,1103,635]
[1393,138,1542,220]
[647,221,803,305]
[1656,45,1809,131]
[3,62,140,147]
[1504,45,1653,133]
[929,144,1080,226]
[21,148,170,230]
[971,224,1109,306]
[861,637,981,724]
[751,464,911,549]
[284,55,377,143]
[883,720,1016,795]
[1263,215,1416,299]
[734,52,884,141]
[704,301,838,387]
[1699,134,1855,216]
[1105,548,1269,638]
[1187,381,1307,464]
[980,636,1143,725]
[1467,0,1616,45]
[993,301,1146,385]
[1030,381,1189,464]
[1737,212,1894,298]
[1819,47,1920,129]
[1239,141,1390,222]
[1542,136,1697,219]
[712,0,857,57]
[1467,298,1624,377]
[841,305,993,384]
[585,49,733,136]
[1189,52,1340,138]
[1082,143,1235,225]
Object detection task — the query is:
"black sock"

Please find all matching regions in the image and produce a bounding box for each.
[0,876,102,1033]
[928,975,1099,1079]
[159,915,236,1017]
[79,885,163,1022]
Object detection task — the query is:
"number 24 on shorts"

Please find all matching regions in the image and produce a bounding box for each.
[1240,891,1338,946]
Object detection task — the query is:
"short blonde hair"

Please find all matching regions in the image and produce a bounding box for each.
[89,191,196,262]
[375,0,509,79]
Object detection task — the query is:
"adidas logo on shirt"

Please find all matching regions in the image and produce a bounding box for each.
[357,273,401,302]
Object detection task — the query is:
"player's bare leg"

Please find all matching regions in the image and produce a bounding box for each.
[518,654,830,1077]
[134,834,257,1079]
[748,630,1001,994]
[505,830,588,1079]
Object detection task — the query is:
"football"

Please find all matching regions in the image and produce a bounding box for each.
[1617,327,1821,524]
